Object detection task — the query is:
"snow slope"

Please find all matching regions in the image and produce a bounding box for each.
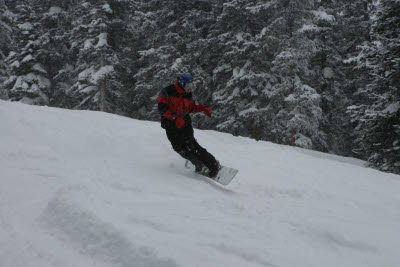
[1,100,400,267]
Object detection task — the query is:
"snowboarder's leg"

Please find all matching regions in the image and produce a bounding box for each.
[188,138,220,177]
[182,128,220,178]
[165,126,204,170]
[166,125,220,177]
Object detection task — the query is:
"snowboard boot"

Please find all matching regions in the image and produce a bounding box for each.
[208,161,221,178]
[183,152,205,173]
[195,163,206,173]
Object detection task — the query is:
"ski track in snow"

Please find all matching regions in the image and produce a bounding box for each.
[1,100,400,267]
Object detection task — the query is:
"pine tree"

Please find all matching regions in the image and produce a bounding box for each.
[4,0,53,105]
[328,0,373,155]
[270,0,327,149]
[0,0,12,100]
[208,1,276,139]
[67,0,129,114]
[349,0,400,173]
[39,2,75,107]
[0,0,11,99]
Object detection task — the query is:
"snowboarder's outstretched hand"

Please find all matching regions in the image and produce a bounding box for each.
[195,105,211,117]
[192,104,211,117]
[203,107,211,117]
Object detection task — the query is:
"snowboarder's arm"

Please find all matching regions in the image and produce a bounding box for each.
[187,93,210,116]
[191,104,211,117]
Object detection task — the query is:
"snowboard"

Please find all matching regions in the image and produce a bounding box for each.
[185,160,239,186]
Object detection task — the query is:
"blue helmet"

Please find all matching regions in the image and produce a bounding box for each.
[177,73,193,89]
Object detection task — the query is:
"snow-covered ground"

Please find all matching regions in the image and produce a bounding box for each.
[1,100,400,267]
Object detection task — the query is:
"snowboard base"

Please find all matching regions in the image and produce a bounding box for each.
[185,160,238,186]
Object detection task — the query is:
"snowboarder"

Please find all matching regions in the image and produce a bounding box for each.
[158,73,220,178]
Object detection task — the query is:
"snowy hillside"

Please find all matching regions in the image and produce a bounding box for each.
[1,100,400,267]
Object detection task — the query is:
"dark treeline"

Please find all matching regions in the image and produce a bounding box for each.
[0,0,399,173]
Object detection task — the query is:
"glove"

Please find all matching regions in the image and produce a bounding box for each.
[193,105,211,117]
[203,107,211,117]
[175,117,185,128]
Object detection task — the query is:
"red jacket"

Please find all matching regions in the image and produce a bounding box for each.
[158,81,208,129]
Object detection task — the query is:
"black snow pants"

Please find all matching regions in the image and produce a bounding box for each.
[165,124,218,170]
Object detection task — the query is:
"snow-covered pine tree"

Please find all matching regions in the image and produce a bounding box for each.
[299,1,343,153]
[294,0,374,155]
[111,0,144,116]
[1,1,71,106]
[68,1,126,114]
[349,0,400,173]
[205,1,276,139]
[38,2,75,108]
[4,0,54,105]
[191,2,255,137]
[0,0,13,100]
[327,0,374,155]
[265,0,326,149]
